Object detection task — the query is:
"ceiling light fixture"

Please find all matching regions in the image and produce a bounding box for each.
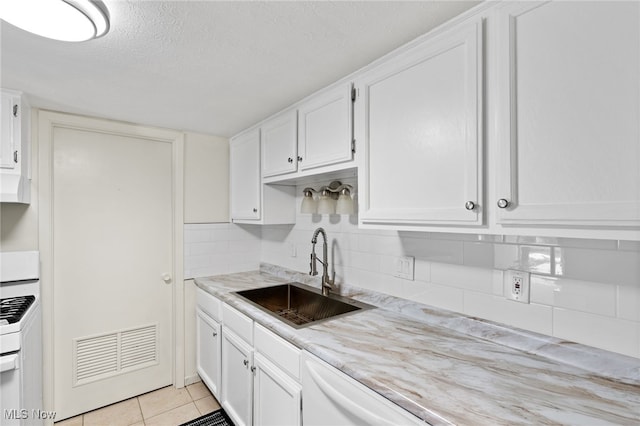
[301,181,354,215]
[0,0,110,42]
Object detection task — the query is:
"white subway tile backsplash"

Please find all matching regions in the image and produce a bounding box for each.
[532,276,617,317]
[431,263,495,294]
[617,285,640,322]
[553,308,639,358]
[463,292,553,335]
[412,283,464,313]
[414,259,431,282]
[400,236,464,264]
[184,223,261,279]
[186,185,640,359]
[189,241,229,255]
[554,247,640,285]
[462,242,494,268]
[554,278,616,317]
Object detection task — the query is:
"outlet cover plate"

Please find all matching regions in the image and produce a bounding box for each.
[394,256,415,281]
[504,270,530,303]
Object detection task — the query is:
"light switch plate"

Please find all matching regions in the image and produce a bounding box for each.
[504,270,530,303]
[394,256,415,280]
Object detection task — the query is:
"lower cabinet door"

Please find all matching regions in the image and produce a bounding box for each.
[301,352,422,426]
[221,328,253,426]
[253,352,301,426]
[196,308,221,398]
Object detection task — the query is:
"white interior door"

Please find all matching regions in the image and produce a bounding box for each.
[51,122,175,419]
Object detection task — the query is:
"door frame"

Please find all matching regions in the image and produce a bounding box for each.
[37,110,185,417]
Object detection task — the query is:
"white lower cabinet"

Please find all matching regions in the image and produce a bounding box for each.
[253,352,301,426]
[221,327,254,426]
[195,308,221,399]
[218,303,302,426]
[301,351,422,426]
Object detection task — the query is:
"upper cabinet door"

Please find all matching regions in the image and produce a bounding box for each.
[495,1,640,227]
[0,91,17,170]
[230,129,261,220]
[357,18,483,226]
[261,110,298,178]
[298,83,354,171]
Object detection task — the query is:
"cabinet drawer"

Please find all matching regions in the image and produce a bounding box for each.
[222,303,253,344]
[254,323,300,380]
[196,287,222,321]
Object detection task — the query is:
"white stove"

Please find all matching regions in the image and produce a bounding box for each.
[0,251,43,426]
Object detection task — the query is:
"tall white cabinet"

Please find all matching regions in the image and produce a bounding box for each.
[230,129,261,220]
[494,1,640,228]
[357,17,483,227]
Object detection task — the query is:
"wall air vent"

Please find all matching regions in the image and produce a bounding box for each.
[73,324,158,386]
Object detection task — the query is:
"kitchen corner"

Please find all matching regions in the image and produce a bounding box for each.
[195,263,640,425]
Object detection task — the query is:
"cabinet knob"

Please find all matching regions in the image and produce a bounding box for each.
[161,273,172,284]
[297,156,303,162]
[497,199,510,209]
[212,331,217,338]
[243,359,249,367]
[252,208,258,213]
[287,157,293,163]
[465,201,475,211]
[250,366,256,374]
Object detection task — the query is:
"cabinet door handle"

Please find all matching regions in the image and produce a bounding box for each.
[497,199,510,209]
[297,156,303,162]
[465,201,475,211]
[287,157,293,163]
[12,104,18,118]
[13,151,18,163]
[250,366,256,374]
[212,331,217,338]
[243,359,249,368]
[252,208,258,213]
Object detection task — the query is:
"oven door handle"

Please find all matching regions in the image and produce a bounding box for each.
[0,354,18,373]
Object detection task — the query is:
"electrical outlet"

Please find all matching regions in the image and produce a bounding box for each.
[394,256,415,280]
[504,270,530,303]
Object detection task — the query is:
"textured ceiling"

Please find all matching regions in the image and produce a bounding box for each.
[1,1,480,137]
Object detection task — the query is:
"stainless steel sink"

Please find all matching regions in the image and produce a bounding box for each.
[233,282,374,329]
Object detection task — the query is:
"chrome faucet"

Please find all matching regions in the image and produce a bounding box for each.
[310,227,335,296]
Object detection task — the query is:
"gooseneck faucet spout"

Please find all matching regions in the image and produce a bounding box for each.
[310,227,335,296]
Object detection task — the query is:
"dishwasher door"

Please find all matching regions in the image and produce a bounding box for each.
[300,351,422,426]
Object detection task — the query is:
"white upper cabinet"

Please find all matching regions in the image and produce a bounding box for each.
[298,83,354,172]
[230,129,261,220]
[1,89,31,203]
[494,1,640,228]
[357,17,483,226]
[230,127,296,224]
[261,110,298,178]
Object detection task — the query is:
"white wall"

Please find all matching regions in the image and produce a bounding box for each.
[258,179,640,359]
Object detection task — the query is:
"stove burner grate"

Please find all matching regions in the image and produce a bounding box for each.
[0,295,35,325]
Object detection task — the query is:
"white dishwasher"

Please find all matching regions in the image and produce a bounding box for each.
[300,351,423,426]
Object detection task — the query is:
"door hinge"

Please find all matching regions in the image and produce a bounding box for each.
[13,151,18,163]
[12,104,18,118]
[351,86,357,102]
[351,139,356,154]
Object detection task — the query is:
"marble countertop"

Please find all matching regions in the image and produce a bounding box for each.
[194,264,640,425]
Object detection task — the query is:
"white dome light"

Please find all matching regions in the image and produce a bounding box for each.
[0,0,110,42]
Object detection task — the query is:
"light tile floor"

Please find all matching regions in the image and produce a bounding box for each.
[55,382,220,426]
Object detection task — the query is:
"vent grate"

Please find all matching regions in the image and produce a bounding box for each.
[121,325,157,369]
[74,324,158,385]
